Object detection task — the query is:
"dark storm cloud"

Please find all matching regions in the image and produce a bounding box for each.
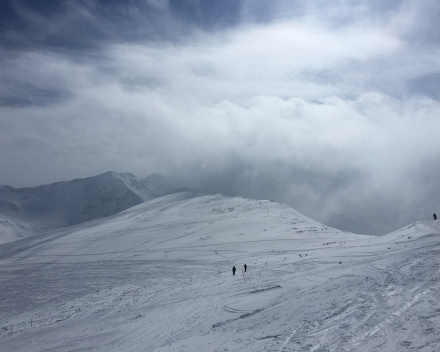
[1,0,439,235]
[0,86,71,107]
[0,0,244,50]
[0,0,412,50]
[1,0,107,49]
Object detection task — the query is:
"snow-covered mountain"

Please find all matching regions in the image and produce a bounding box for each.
[1,192,439,351]
[0,172,182,243]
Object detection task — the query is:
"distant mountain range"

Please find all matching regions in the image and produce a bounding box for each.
[0,171,382,244]
[0,172,190,244]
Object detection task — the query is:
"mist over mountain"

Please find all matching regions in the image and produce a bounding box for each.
[0,170,386,244]
[325,212,383,236]
[1,2,439,348]
[0,171,187,243]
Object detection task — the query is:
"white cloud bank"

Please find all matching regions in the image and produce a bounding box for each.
[1,3,440,233]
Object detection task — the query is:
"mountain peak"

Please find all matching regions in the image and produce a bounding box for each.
[0,171,186,244]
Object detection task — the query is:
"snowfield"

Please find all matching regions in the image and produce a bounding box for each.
[1,192,439,351]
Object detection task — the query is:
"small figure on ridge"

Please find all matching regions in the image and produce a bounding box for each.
[244,264,247,272]
[232,266,236,276]
[434,213,437,220]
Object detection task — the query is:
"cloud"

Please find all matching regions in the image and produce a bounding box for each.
[1,0,439,234]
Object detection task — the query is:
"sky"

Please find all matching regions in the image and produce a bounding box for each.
[0,0,439,235]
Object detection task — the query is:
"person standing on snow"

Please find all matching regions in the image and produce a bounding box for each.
[244,264,247,272]
[434,213,437,220]
[232,266,236,276]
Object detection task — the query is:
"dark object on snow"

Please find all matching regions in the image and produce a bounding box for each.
[244,264,247,272]
[232,266,236,275]
[339,262,342,264]
[434,213,437,220]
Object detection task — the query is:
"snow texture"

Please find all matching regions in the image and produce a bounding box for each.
[1,192,440,351]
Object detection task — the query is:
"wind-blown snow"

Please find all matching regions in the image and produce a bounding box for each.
[1,193,439,351]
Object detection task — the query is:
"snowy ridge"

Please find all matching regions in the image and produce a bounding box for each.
[0,172,177,244]
[0,192,365,264]
[0,214,33,244]
[115,172,176,201]
[1,193,440,351]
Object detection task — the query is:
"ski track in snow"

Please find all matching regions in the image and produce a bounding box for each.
[0,194,440,351]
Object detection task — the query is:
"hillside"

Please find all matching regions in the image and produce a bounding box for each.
[0,172,179,244]
[1,193,439,351]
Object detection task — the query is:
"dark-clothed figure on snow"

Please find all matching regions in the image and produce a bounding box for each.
[434,213,437,220]
[232,266,236,275]
[244,264,247,272]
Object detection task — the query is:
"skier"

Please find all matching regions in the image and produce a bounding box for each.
[434,213,437,220]
[232,266,236,276]
[244,264,247,272]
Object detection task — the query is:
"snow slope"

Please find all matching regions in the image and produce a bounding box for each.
[0,193,439,351]
[0,172,179,244]
[0,214,33,244]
